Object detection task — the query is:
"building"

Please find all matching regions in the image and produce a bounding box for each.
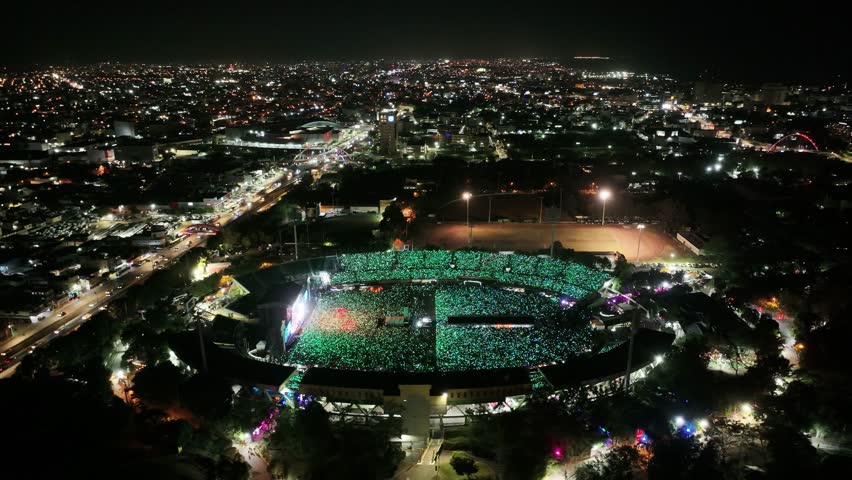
[85,145,115,164]
[694,81,724,104]
[113,120,137,138]
[756,83,788,106]
[677,231,709,256]
[115,140,157,164]
[377,108,398,155]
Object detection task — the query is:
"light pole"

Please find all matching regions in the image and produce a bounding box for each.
[463,192,472,246]
[599,189,611,226]
[635,224,645,261]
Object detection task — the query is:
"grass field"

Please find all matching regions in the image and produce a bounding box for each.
[414,223,684,262]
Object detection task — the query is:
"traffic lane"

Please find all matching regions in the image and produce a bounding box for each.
[0,256,158,362]
[1,232,199,357]
[1,180,292,364]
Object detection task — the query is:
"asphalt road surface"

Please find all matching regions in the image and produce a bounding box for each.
[0,175,296,379]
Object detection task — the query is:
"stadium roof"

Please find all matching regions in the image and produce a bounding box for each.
[539,329,675,389]
[299,120,341,130]
[169,331,295,388]
[300,367,532,396]
[232,257,339,295]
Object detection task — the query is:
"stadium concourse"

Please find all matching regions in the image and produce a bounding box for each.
[182,250,675,445]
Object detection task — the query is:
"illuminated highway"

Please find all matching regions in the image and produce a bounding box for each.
[0,175,297,378]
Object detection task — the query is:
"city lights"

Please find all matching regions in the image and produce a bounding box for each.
[1,40,847,478]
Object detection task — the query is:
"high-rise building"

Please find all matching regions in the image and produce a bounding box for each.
[757,83,788,106]
[694,81,724,104]
[378,108,398,155]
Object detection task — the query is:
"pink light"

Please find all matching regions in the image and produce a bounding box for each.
[768,132,819,152]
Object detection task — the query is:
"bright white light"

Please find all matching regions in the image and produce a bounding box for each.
[462,192,472,200]
[706,166,712,173]
[714,163,722,171]
[242,432,251,442]
[599,189,611,201]
[675,416,685,427]
[655,355,664,364]
[741,403,753,414]
[698,419,709,429]
[637,224,645,230]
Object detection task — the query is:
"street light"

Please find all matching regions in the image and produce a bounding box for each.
[636,224,645,261]
[599,189,611,226]
[462,192,472,226]
[462,192,472,246]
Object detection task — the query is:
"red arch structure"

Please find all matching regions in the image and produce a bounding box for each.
[768,132,819,152]
[181,223,220,236]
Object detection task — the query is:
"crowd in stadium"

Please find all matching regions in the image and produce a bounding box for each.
[284,286,436,372]
[283,282,593,372]
[434,284,592,370]
[331,250,609,300]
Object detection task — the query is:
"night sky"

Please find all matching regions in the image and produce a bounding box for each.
[4,1,848,81]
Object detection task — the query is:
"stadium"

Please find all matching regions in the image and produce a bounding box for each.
[178,250,674,438]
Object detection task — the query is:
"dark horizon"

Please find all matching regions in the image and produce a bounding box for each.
[3,1,848,82]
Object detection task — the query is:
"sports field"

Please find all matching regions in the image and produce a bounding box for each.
[414,223,683,262]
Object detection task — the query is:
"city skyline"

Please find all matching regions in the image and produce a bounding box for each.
[3,1,848,81]
[1,9,850,478]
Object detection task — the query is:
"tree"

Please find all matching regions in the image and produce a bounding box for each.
[576,445,642,480]
[180,373,233,419]
[267,403,403,479]
[614,254,633,279]
[656,198,690,233]
[745,316,789,391]
[450,451,479,478]
[379,202,406,235]
[131,362,186,407]
[763,424,820,479]
[792,311,819,341]
[648,434,729,480]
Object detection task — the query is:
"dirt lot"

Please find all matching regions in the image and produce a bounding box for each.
[413,223,684,262]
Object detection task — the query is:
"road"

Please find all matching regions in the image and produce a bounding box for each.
[0,174,296,379]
